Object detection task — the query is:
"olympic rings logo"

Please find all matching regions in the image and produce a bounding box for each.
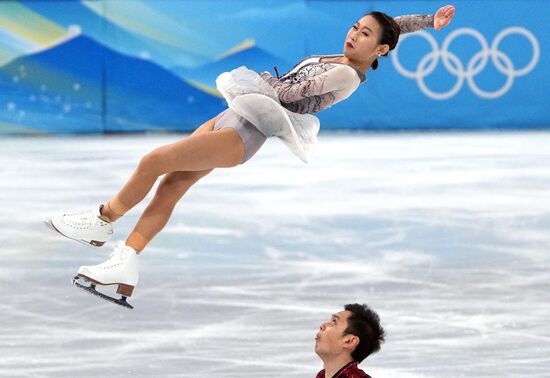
[391,27,540,100]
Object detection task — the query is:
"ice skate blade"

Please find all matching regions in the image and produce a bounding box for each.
[72,276,134,310]
[44,220,105,249]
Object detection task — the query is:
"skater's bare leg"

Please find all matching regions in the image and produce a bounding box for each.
[100,115,243,222]
[125,169,212,252]
[125,120,218,251]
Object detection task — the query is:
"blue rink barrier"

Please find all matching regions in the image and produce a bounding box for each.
[0,0,547,134]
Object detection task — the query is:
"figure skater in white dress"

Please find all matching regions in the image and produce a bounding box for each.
[47,5,456,307]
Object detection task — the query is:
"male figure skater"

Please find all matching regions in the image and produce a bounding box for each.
[315,303,385,378]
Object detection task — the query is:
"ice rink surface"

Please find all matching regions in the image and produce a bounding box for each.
[1,131,549,377]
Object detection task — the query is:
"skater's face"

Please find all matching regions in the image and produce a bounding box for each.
[315,310,359,359]
[343,15,390,63]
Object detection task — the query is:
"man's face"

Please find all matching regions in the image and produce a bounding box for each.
[315,310,357,358]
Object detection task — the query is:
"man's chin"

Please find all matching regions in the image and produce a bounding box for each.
[314,343,322,356]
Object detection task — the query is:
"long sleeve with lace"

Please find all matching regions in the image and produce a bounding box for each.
[394,14,434,34]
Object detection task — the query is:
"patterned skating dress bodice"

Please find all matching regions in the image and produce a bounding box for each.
[261,57,366,115]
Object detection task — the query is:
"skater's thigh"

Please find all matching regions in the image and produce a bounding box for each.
[190,114,219,137]
[143,128,244,173]
[155,115,222,193]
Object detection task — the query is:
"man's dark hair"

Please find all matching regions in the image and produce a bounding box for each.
[343,303,386,363]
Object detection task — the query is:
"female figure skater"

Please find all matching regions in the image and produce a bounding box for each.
[47,6,456,307]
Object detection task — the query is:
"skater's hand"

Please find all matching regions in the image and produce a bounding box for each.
[434,5,455,31]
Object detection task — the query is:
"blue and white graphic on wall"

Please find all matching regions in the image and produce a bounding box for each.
[0,0,548,133]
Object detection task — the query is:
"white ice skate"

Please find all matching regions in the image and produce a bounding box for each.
[46,205,113,247]
[72,241,139,309]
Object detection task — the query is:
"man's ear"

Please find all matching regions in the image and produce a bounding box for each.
[343,334,360,352]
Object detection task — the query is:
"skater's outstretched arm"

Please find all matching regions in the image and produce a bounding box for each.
[394,4,455,34]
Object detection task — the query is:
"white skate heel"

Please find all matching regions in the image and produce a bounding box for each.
[72,241,139,309]
[46,205,113,247]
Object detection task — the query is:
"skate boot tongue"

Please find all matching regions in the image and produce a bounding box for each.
[111,241,137,257]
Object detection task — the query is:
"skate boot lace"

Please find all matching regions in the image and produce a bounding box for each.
[65,210,108,230]
[85,242,130,272]
[107,241,129,260]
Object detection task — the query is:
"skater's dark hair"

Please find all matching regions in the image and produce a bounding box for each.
[343,303,385,363]
[364,11,401,70]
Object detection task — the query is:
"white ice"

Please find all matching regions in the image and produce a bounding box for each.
[0,131,549,377]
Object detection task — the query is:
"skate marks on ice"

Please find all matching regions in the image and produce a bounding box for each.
[1,133,550,377]
[72,275,134,310]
